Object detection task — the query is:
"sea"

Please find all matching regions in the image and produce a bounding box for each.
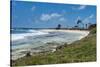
[11,28,88,60]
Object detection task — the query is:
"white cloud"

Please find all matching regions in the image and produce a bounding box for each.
[88,14,94,18]
[40,13,61,21]
[78,5,86,10]
[75,16,81,23]
[31,6,36,11]
[72,5,87,10]
[59,17,66,22]
[40,14,51,21]
[83,14,94,23]
[51,13,61,17]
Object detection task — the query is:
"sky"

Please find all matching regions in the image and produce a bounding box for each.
[11,0,96,28]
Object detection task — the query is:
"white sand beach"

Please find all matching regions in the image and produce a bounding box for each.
[41,29,89,33]
[11,29,90,60]
[41,29,90,40]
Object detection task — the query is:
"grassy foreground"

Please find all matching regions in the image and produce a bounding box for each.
[11,28,96,66]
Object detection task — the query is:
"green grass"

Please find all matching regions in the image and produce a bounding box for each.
[11,28,96,66]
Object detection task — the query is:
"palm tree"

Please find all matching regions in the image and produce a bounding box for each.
[77,19,84,29]
[85,24,88,29]
[56,24,61,29]
[74,25,78,28]
[74,25,78,29]
[88,23,92,29]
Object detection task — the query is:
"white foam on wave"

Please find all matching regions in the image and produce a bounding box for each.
[28,30,38,33]
[11,30,49,41]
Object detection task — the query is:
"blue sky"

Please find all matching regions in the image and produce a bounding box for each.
[11,0,96,28]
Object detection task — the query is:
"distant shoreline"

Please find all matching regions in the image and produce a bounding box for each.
[40,29,89,33]
[11,28,88,30]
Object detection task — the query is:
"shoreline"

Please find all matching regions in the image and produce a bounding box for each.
[40,29,89,33]
[11,26,96,66]
[11,30,90,60]
[41,29,90,41]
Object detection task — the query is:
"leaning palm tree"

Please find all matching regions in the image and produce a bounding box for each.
[77,19,84,29]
